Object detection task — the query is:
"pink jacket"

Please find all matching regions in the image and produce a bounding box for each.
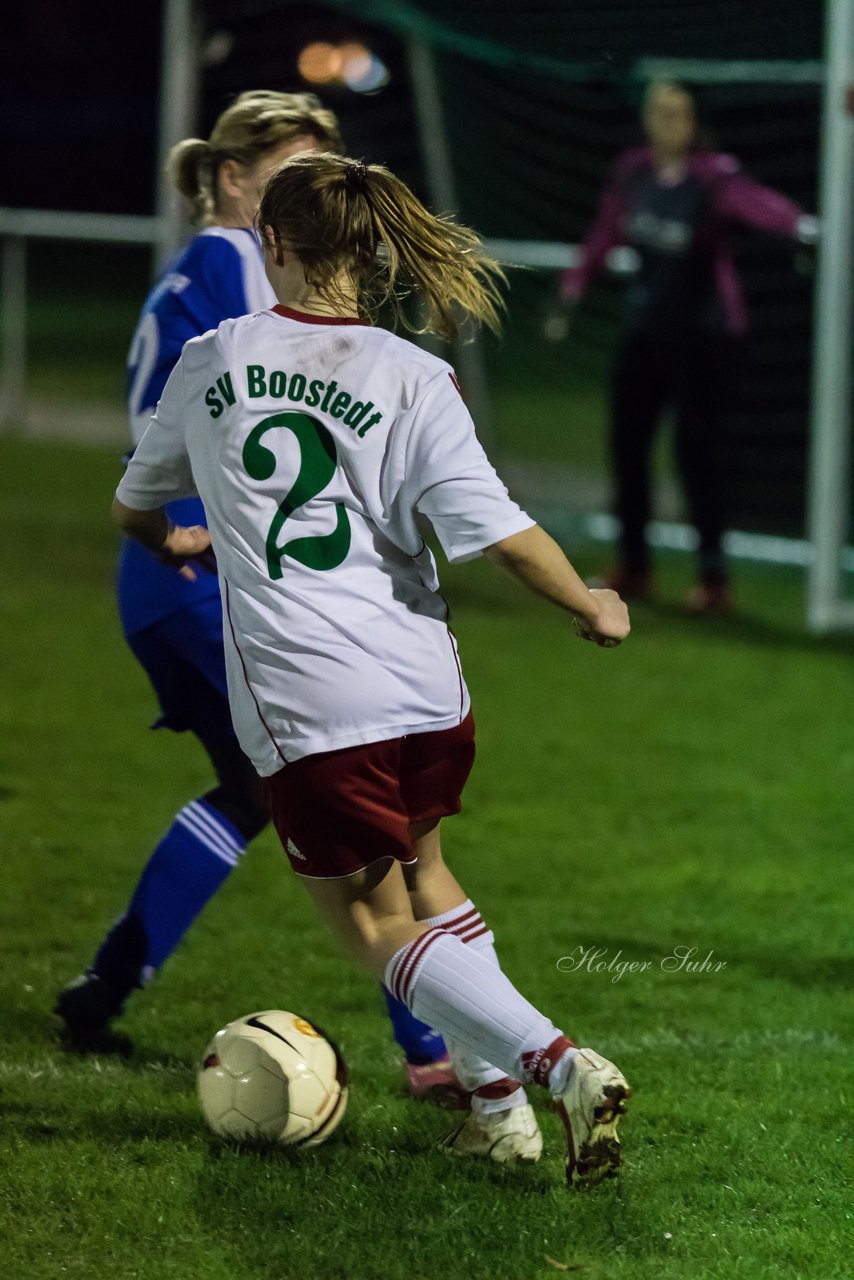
[561,146,804,334]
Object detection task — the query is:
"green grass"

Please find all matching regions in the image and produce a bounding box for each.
[1,435,852,1280]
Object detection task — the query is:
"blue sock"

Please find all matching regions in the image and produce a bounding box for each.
[93,799,246,994]
[381,984,448,1065]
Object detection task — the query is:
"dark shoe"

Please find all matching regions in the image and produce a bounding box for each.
[591,568,652,601]
[55,972,127,1049]
[685,584,733,614]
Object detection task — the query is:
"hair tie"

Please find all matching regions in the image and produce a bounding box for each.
[345,161,369,188]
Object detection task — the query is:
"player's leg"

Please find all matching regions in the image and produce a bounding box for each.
[56,726,266,1042]
[608,330,668,596]
[306,857,630,1186]
[58,604,453,1086]
[106,725,267,978]
[400,716,533,1129]
[404,821,542,1161]
[144,630,453,1088]
[55,601,267,1042]
[380,985,462,1103]
[674,332,740,611]
[404,819,524,1111]
[268,726,631,1185]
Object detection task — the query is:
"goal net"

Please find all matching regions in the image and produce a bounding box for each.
[281,0,849,628]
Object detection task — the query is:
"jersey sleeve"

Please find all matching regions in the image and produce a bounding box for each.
[710,154,802,236]
[128,234,255,433]
[404,371,534,563]
[116,358,196,509]
[172,234,253,334]
[561,150,637,301]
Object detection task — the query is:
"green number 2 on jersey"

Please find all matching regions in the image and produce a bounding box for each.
[242,412,351,578]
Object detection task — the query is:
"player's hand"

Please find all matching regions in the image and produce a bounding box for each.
[572,588,630,648]
[158,523,213,582]
[542,306,573,343]
[795,214,820,246]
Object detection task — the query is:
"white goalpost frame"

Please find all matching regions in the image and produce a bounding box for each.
[806,0,854,633]
[154,0,199,271]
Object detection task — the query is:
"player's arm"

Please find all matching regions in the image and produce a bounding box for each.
[484,525,629,647]
[407,373,629,648]
[112,499,210,580]
[560,152,633,303]
[713,156,818,241]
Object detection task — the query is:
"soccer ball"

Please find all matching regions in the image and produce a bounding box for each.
[197,1009,348,1147]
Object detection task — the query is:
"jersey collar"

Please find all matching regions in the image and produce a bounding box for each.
[271,305,370,327]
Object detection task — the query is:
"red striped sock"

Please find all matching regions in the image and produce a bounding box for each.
[420,898,493,950]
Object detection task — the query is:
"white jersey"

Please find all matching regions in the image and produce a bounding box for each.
[117,306,534,775]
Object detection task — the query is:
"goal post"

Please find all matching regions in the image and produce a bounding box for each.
[805,0,854,633]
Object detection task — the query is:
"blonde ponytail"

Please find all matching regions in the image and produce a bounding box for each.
[167,138,216,226]
[259,152,506,340]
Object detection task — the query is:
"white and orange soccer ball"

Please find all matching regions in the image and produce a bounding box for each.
[197,1010,348,1147]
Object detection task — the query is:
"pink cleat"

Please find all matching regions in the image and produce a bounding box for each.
[405,1056,471,1110]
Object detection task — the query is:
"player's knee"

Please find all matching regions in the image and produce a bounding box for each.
[317,862,420,973]
[357,910,422,976]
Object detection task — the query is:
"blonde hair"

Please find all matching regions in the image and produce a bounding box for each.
[258,152,506,340]
[168,91,344,227]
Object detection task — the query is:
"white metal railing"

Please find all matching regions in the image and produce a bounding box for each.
[0,211,163,427]
[0,209,162,243]
[0,214,638,431]
[0,0,196,428]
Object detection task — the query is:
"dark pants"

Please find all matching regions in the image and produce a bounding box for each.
[610,327,740,585]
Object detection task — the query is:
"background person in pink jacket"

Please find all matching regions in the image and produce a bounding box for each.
[561,79,818,612]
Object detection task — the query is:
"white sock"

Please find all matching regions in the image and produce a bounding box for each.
[418,899,525,1114]
[385,928,576,1092]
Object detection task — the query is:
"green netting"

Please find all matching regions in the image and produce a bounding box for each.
[321,0,822,71]
[447,71,821,537]
[204,0,828,539]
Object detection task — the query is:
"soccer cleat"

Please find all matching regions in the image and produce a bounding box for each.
[553,1048,631,1188]
[406,1056,471,1110]
[439,1103,543,1163]
[54,972,128,1050]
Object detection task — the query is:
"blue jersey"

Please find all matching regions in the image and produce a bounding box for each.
[118,227,277,636]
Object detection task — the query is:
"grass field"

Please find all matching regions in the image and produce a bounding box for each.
[1,435,852,1280]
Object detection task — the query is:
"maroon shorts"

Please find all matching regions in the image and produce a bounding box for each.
[265,713,475,879]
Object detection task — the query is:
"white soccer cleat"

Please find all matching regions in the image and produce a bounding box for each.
[553,1048,631,1187]
[438,1102,543,1163]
